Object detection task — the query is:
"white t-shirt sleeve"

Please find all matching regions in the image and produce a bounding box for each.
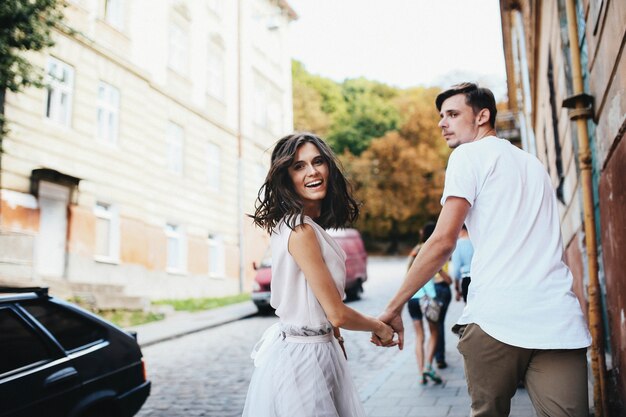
[440,147,477,207]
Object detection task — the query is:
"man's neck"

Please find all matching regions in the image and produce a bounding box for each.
[473,127,497,141]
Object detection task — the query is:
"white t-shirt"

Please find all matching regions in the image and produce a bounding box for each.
[441,136,591,349]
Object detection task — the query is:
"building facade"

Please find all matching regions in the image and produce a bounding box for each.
[500,0,625,414]
[0,0,296,303]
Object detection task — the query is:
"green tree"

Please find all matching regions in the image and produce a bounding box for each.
[342,132,445,253]
[0,0,66,220]
[0,0,67,136]
[292,60,346,138]
[328,78,400,155]
[339,86,449,251]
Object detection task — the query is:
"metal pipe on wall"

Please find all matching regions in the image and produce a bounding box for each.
[237,0,245,294]
[563,0,608,415]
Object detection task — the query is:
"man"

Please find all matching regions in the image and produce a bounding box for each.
[450,225,473,303]
[375,83,591,417]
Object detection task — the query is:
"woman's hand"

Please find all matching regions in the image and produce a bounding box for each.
[374,320,396,347]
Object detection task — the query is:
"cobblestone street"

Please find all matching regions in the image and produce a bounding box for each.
[137,257,536,417]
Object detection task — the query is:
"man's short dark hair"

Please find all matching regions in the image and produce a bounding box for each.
[436,82,497,128]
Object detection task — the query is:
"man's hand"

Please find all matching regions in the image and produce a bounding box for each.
[371,309,404,350]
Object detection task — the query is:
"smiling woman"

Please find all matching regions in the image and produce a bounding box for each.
[287,142,329,218]
[243,132,395,417]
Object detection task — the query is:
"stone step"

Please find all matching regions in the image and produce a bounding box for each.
[91,293,149,311]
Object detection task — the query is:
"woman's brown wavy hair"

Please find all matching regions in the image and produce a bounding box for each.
[250,132,360,234]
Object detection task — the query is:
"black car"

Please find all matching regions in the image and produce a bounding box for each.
[0,287,150,417]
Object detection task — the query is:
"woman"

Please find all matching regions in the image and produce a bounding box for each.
[407,222,444,385]
[243,132,394,417]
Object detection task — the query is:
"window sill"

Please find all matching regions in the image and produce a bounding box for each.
[94,256,120,265]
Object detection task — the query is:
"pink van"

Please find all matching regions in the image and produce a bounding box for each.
[251,228,368,313]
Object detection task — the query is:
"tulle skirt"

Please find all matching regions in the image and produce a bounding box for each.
[242,323,366,417]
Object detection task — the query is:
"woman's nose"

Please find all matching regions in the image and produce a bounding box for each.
[306,164,318,175]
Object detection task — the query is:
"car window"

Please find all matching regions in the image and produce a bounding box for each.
[23,301,106,352]
[0,308,54,375]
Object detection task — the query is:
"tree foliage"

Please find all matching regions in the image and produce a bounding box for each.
[327,78,400,155]
[292,61,400,155]
[293,62,452,247]
[0,0,67,134]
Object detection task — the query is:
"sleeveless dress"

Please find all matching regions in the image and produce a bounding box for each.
[242,216,366,417]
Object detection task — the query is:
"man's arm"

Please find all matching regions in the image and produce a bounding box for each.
[377,197,471,349]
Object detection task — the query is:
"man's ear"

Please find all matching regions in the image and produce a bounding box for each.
[476,108,490,126]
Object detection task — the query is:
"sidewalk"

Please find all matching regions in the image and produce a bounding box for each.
[126,300,258,347]
[128,297,538,417]
[359,300,537,417]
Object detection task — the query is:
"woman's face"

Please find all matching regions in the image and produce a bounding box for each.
[287,142,329,216]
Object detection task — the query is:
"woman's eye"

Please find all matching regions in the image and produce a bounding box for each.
[314,158,324,165]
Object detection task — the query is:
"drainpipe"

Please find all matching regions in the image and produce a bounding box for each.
[237,0,245,294]
[562,0,608,415]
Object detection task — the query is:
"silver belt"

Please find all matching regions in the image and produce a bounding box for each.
[284,333,333,344]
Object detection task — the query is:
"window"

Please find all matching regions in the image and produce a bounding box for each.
[166,223,186,273]
[168,23,189,75]
[94,202,119,261]
[23,302,106,352]
[253,80,268,128]
[547,52,565,203]
[104,0,124,31]
[167,122,184,174]
[206,142,221,190]
[0,308,54,375]
[206,44,225,100]
[208,234,225,277]
[45,57,74,126]
[96,82,120,144]
[253,75,282,134]
[207,0,224,16]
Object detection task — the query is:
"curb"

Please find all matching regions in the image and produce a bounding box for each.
[126,300,259,348]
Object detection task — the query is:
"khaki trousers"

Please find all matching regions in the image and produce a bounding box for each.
[457,323,589,417]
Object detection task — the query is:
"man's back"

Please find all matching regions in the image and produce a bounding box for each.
[442,136,590,349]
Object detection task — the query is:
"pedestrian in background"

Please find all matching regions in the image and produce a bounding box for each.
[450,225,473,303]
[243,132,394,417]
[406,222,444,384]
[375,83,590,417]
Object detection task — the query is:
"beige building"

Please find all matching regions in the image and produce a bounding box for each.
[0,0,296,305]
[500,0,626,413]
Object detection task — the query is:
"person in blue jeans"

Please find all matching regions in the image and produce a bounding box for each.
[434,270,452,369]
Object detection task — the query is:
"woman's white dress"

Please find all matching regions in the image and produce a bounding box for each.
[242,216,366,417]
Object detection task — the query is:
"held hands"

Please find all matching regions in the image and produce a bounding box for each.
[371,310,404,350]
[372,320,397,348]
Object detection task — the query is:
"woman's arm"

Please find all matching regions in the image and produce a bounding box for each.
[289,224,394,342]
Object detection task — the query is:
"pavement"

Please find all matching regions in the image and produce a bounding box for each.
[126,300,258,347]
[127,296,539,417]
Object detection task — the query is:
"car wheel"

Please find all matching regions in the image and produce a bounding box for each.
[80,404,118,417]
[345,280,363,301]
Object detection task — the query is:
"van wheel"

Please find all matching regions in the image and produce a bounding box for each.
[345,280,363,301]
[256,305,276,316]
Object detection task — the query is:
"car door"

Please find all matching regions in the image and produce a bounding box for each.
[0,306,80,417]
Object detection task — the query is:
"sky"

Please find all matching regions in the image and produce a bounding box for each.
[285,0,508,101]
